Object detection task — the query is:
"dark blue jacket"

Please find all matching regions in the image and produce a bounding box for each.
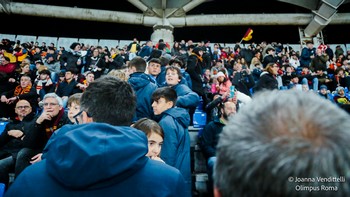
[171,84,199,110]
[128,72,157,120]
[199,118,225,159]
[5,123,187,197]
[158,108,191,197]
[300,47,316,67]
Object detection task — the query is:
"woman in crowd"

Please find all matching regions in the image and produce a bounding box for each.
[132,118,164,162]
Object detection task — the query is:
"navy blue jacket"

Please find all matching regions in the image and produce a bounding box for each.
[5,123,187,197]
[158,108,191,197]
[199,118,225,159]
[171,83,199,110]
[128,72,157,120]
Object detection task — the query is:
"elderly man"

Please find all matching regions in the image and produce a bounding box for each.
[0,100,36,188]
[14,93,71,178]
[0,75,37,119]
[214,90,350,197]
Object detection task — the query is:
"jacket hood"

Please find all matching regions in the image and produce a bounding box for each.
[163,107,190,129]
[128,72,152,91]
[45,123,148,189]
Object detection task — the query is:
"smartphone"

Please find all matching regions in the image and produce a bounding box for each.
[230,86,235,98]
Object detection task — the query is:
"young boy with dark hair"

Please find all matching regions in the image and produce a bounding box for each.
[151,87,191,196]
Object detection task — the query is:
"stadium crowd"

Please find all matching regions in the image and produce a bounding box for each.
[1,37,350,196]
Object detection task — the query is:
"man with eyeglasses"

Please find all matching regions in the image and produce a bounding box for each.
[6,76,187,197]
[0,100,36,189]
[14,93,71,178]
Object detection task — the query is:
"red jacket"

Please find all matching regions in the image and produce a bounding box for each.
[0,63,16,74]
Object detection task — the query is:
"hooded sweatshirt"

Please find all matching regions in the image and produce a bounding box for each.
[128,72,157,120]
[158,107,191,197]
[5,123,187,197]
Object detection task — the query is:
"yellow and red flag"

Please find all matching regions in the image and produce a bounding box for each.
[242,28,253,41]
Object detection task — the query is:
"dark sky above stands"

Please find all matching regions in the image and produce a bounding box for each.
[1,0,350,44]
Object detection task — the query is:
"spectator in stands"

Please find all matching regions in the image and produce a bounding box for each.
[6,76,187,197]
[156,57,171,87]
[0,56,16,76]
[315,69,332,90]
[132,117,164,163]
[14,93,71,178]
[202,40,213,69]
[231,62,255,97]
[151,87,191,196]
[127,38,141,60]
[262,46,278,68]
[13,43,29,65]
[310,48,328,72]
[106,48,124,72]
[211,60,228,77]
[34,69,54,101]
[76,71,94,92]
[250,51,262,70]
[32,46,43,63]
[212,71,232,95]
[187,46,207,104]
[199,100,236,195]
[299,65,319,91]
[169,58,192,88]
[85,48,105,79]
[281,64,294,87]
[59,42,82,72]
[147,58,162,85]
[44,54,60,83]
[165,65,199,110]
[335,67,350,89]
[318,84,331,100]
[108,68,129,81]
[67,93,82,124]
[300,41,316,67]
[138,40,153,58]
[8,62,33,89]
[0,100,36,189]
[335,45,344,59]
[254,62,279,92]
[333,86,350,104]
[1,75,37,119]
[55,68,80,108]
[289,51,300,69]
[128,57,157,121]
[214,90,350,197]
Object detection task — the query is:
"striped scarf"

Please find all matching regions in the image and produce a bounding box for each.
[14,85,32,97]
[35,78,53,94]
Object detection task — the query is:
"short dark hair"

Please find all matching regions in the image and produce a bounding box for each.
[169,58,184,68]
[151,87,177,107]
[129,56,147,72]
[81,76,136,126]
[214,90,350,197]
[66,68,79,75]
[159,56,169,66]
[148,58,161,65]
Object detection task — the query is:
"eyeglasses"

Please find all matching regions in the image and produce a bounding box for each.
[16,106,31,109]
[43,103,59,107]
[73,110,92,125]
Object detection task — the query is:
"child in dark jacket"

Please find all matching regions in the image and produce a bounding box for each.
[151,87,191,197]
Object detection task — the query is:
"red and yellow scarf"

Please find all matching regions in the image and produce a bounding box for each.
[14,85,32,97]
